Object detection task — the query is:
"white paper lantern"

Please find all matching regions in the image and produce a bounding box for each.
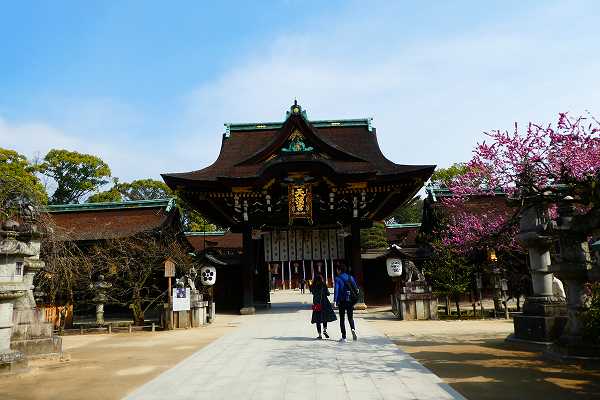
[386,258,403,277]
[200,266,216,286]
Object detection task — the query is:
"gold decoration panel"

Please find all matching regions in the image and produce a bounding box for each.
[288,183,313,224]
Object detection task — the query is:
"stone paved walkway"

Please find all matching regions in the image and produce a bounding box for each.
[125,292,465,400]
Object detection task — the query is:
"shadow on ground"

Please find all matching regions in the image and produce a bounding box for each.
[395,337,600,400]
[259,331,464,399]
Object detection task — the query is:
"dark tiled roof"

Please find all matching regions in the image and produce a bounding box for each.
[185,231,243,252]
[386,224,421,247]
[48,200,179,241]
[163,111,434,184]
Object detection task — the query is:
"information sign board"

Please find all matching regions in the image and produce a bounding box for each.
[173,288,190,311]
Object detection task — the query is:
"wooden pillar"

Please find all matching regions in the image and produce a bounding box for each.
[350,222,364,285]
[240,225,256,315]
[351,221,367,309]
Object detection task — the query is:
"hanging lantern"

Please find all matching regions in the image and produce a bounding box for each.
[386,258,403,277]
[200,266,216,286]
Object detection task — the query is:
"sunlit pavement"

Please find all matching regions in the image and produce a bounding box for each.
[125,291,465,400]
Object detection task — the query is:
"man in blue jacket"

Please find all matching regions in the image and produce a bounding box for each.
[334,264,358,341]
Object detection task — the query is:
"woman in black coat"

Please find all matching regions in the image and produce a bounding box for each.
[310,274,337,339]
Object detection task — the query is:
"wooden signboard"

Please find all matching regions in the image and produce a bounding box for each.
[164,259,176,277]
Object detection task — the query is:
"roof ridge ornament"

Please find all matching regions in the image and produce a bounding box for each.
[286,100,308,120]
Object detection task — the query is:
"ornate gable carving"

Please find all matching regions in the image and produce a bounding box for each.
[281,129,314,154]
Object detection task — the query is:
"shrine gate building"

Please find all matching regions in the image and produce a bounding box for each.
[162,103,434,314]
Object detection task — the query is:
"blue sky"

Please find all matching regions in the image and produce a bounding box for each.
[2,1,600,188]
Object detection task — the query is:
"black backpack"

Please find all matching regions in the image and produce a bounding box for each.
[343,276,359,304]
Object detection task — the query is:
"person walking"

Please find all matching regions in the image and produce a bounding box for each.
[300,278,306,294]
[334,265,358,341]
[310,274,336,339]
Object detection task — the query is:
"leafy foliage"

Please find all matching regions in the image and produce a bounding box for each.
[430,163,468,187]
[581,282,600,344]
[391,196,423,224]
[88,178,171,203]
[424,242,472,316]
[40,149,111,204]
[0,147,47,219]
[360,222,388,250]
[116,179,172,201]
[87,187,122,203]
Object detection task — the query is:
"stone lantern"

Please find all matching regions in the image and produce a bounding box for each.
[513,201,567,342]
[90,275,112,326]
[1,218,61,374]
[551,196,595,351]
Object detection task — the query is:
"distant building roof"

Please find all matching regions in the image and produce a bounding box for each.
[385,223,421,248]
[185,231,243,253]
[47,198,180,241]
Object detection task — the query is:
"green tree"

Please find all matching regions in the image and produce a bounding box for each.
[361,222,388,249]
[88,178,171,203]
[40,149,111,204]
[117,179,171,201]
[391,196,423,224]
[183,207,218,232]
[0,148,47,219]
[424,242,472,317]
[430,163,468,187]
[87,188,122,203]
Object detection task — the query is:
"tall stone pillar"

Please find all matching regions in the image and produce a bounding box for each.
[240,225,255,315]
[552,198,594,351]
[513,204,567,342]
[1,220,61,374]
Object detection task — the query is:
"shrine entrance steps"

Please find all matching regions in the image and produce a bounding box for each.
[125,290,465,400]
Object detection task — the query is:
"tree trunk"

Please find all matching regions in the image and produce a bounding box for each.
[132,288,145,326]
[455,296,461,319]
[516,296,521,312]
[445,296,451,316]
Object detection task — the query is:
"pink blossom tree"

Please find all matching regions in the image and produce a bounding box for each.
[441,113,600,253]
[435,113,600,326]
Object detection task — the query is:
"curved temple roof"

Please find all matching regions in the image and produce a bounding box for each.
[163,103,434,188]
[162,103,434,226]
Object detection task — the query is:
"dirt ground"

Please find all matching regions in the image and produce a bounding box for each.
[0,314,242,400]
[365,308,600,400]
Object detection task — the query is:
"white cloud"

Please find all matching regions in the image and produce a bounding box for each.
[3,0,600,187]
[181,1,600,171]
[0,115,174,187]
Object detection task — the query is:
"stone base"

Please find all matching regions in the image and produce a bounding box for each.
[513,314,567,342]
[505,334,555,351]
[522,296,567,316]
[353,302,367,310]
[11,336,62,357]
[0,350,27,375]
[392,297,438,320]
[513,296,567,342]
[391,281,438,320]
[545,342,600,364]
[240,307,256,315]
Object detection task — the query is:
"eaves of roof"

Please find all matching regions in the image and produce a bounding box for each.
[385,223,422,229]
[46,198,175,213]
[226,118,373,133]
